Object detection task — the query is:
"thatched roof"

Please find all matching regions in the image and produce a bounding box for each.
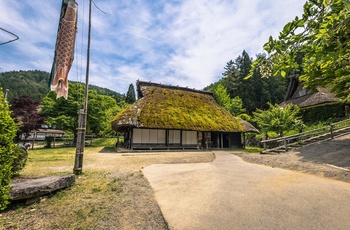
[112,81,258,133]
[281,75,339,108]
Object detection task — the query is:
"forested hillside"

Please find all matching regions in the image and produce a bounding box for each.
[0,70,49,102]
[0,70,124,102]
[205,50,288,114]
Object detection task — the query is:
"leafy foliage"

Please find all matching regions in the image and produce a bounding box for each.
[252,103,302,137]
[206,51,287,114]
[10,95,45,141]
[250,0,350,100]
[212,84,231,110]
[299,102,346,123]
[0,70,49,102]
[0,88,18,210]
[212,84,248,118]
[125,83,136,104]
[0,70,124,102]
[11,146,28,177]
[41,83,124,139]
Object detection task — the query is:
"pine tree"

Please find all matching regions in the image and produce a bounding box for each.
[125,83,136,104]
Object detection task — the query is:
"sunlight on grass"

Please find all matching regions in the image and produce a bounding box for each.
[22,138,118,177]
[234,146,262,154]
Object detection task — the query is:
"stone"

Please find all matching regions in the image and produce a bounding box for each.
[10,174,75,201]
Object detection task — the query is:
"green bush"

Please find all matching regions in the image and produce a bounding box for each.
[0,88,18,210]
[44,136,54,148]
[11,146,28,177]
[300,103,346,123]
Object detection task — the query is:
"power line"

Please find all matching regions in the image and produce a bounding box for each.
[92,0,107,14]
[0,27,19,45]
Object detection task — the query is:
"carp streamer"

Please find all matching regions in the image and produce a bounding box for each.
[50,0,78,99]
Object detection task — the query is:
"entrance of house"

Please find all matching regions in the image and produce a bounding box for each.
[211,132,230,148]
[223,133,229,148]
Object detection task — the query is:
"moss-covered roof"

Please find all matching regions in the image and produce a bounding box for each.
[112,82,258,133]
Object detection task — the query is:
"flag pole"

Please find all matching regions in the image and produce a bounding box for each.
[74,0,92,175]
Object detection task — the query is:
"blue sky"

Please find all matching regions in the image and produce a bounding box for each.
[0,0,305,94]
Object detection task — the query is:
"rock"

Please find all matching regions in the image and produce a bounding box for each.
[10,174,75,201]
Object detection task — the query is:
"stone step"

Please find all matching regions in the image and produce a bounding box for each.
[10,174,75,202]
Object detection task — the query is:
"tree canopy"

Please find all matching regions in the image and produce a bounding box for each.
[0,88,17,210]
[10,95,45,141]
[0,70,124,102]
[249,0,350,100]
[252,103,302,137]
[206,50,287,114]
[40,83,123,138]
[125,83,136,104]
[212,83,248,118]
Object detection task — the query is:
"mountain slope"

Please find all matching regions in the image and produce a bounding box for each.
[0,70,124,102]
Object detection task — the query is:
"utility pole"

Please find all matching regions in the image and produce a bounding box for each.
[4,89,9,100]
[74,0,92,175]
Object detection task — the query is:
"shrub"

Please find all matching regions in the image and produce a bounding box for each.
[11,146,28,177]
[300,102,345,123]
[44,136,54,148]
[0,88,18,210]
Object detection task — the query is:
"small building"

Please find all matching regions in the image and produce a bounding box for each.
[280,75,340,108]
[112,81,258,150]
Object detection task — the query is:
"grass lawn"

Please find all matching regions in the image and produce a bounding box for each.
[1,138,215,229]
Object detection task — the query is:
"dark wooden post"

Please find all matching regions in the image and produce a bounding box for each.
[74,109,85,175]
[242,133,246,149]
[220,133,223,149]
[330,123,334,139]
[284,138,288,152]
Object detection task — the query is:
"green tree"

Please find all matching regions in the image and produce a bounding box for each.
[0,88,18,210]
[213,84,231,110]
[41,83,122,140]
[0,70,49,102]
[250,0,350,100]
[125,83,136,104]
[0,70,125,103]
[229,96,247,117]
[252,103,301,137]
[213,84,249,119]
[209,51,287,114]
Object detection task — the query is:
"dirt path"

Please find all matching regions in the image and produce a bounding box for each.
[144,151,350,229]
[233,134,350,183]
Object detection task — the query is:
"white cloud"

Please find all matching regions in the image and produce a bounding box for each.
[0,0,305,94]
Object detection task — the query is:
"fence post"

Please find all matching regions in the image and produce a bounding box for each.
[284,138,288,152]
[330,123,334,139]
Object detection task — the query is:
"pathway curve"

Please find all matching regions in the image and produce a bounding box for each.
[143,151,350,230]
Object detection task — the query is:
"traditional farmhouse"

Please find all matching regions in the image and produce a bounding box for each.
[280,75,339,108]
[112,81,258,150]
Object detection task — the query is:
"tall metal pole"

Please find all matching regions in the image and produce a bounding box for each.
[74,0,92,175]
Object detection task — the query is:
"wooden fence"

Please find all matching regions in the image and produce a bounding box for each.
[261,118,350,154]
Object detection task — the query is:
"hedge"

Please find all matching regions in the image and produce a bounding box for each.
[299,102,346,123]
[0,88,18,210]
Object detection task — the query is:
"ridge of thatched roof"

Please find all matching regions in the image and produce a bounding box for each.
[136,80,213,98]
[112,82,258,133]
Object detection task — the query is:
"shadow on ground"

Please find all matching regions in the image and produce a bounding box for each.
[98,146,117,153]
[296,138,350,169]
